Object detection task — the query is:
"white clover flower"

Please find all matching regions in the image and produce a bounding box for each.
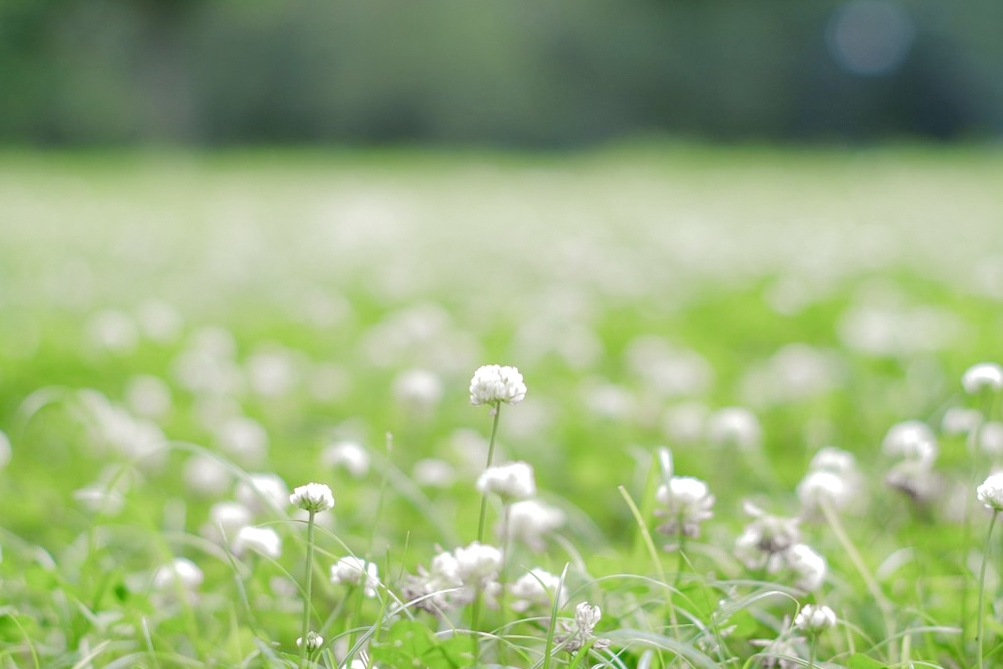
[786,543,827,591]
[794,604,837,634]
[963,362,1003,395]
[476,461,536,501]
[215,416,269,466]
[183,453,233,497]
[707,407,762,451]
[977,472,1003,512]
[321,440,371,478]
[981,422,1003,457]
[233,526,282,560]
[796,470,850,515]
[393,369,444,413]
[412,458,457,488]
[509,568,565,612]
[202,501,253,543]
[469,365,527,406]
[153,557,204,591]
[809,447,856,476]
[290,482,335,514]
[882,420,937,464]
[655,476,715,543]
[941,407,983,436]
[402,542,503,613]
[454,542,503,583]
[733,502,801,572]
[502,498,566,551]
[330,556,380,597]
[558,602,611,654]
[296,631,323,650]
[886,458,940,503]
[235,473,289,515]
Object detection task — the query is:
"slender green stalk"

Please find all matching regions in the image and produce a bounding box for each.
[476,403,503,543]
[808,637,818,669]
[977,511,998,669]
[298,510,316,669]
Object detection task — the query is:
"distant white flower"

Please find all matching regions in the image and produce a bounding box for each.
[412,458,456,488]
[153,557,204,591]
[786,543,827,591]
[402,542,503,612]
[886,458,940,503]
[661,402,709,445]
[233,526,282,559]
[235,473,289,515]
[509,568,565,612]
[454,542,503,583]
[202,501,253,543]
[963,362,1003,395]
[330,556,380,597]
[125,375,172,420]
[980,422,1003,456]
[476,461,536,500]
[733,502,801,572]
[707,407,762,451]
[809,447,856,476]
[502,498,565,551]
[469,365,527,406]
[321,441,371,478]
[393,369,444,413]
[977,472,1003,512]
[183,453,232,497]
[655,476,715,543]
[0,429,11,469]
[290,483,335,514]
[941,407,983,436]
[215,416,269,466]
[87,309,139,354]
[296,631,323,650]
[882,420,937,464]
[797,470,850,514]
[794,604,837,634]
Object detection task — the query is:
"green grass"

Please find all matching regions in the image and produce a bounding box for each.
[1,146,1003,667]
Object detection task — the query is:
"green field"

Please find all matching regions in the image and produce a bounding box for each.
[1,147,1003,668]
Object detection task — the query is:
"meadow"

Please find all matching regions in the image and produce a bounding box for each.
[1,146,1003,668]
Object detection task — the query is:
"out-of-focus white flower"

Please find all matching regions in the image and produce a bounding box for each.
[0,429,11,469]
[733,502,801,572]
[963,362,1003,395]
[557,602,611,654]
[794,604,837,634]
[202,501,253,543]
[941,407,983,436]
[183,453,233,497]
[153,557,204,591]
[509,568,565,612]
[661,402,709,446]
[476,461,536,501]
[233,526,282,559]
[977,472,1003,512]
[655,476,715,543]
[981,423,1003,456]
[809,447,856,476]
[235,473,289,515]
[330,556,380,597]
[296,631,323,650]
[797,470,851,515]
[247,349,299,398]
[125,375,172,420]
[402,542,503,613]
[886,458,940,503]
[87,309,139,354]
[215,416,269,466]
[469,365,527,406]
[502,499,565,551]
[707,407,762,451]
[322,441,371,478]
[135,299,183,344]
[454,542,503,583]
[882,420,937,464]
[74,486,126,516]
[290,483,335,514]
[786,543,827,591]
[412,458,456,488]
[393,369,444,414]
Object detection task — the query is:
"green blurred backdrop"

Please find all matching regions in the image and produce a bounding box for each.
[1,0,1001,147]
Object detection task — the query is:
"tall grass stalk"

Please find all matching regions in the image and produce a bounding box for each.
[977,510,998,669]
[298,510,317,669]
[471,402,503,656]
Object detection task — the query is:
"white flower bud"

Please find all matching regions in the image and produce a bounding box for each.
[794,604,837,634]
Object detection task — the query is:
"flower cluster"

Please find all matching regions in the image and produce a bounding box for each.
[733,503,826,591]
[469,365,527,406]
[794,604,837,635]
[977,472,1003,512]
[556,602,611,654]
[654,475,715,546]
[330,556,380,597]
[402,541,503,613]
[476,461,536,501]
[290,482,335,514]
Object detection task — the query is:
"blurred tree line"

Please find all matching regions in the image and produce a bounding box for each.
[1,0,1000,147]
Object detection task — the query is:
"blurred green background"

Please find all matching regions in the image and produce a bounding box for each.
[2,0,1001,147]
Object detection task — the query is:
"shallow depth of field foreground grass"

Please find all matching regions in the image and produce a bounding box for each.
[1,146,1003,668]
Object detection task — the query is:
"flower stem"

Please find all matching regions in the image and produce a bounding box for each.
[298,510,316,669]
[808,636,818,669]
[476,402,503,544]
[978,511,998,669]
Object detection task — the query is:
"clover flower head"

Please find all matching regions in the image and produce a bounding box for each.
[403,542,503,613]
[786,543,827,591]
[290,482,335,514]
[509,568,565,612]
[882,420,937,464]
[469,365,527,406]
[655,476,715,544]
[296,631,323,650]
[797,470,850,515]
[886,458,940,503]
[941,407,983,436]
[977,472,1003,512]
[558,602,611,654]
[153,557,204,591]
[330,556,380,597]
[322,440,371,478]
[454,541,503,582]
[501,498,566,551]
[707,406,762,451]
[809,447,856,476]
[794,604,837,634]
[963,362,1003,395]
[235,473,289,515]
[734,501,801,571]
[233,526,282,559]
[476,461,536,500]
